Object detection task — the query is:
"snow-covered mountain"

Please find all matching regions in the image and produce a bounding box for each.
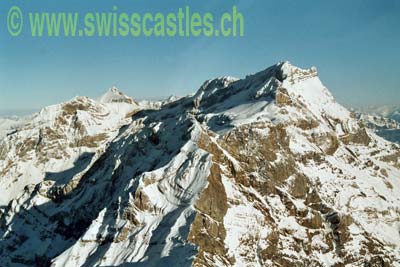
[0,89,141,205]
[98,87,138,106]
[357,105,400,123]
[354,111,400,144]
[0,62,399,267]
[391,110,400,122]
[0,116,31,140]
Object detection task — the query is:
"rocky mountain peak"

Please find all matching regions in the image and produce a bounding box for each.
[277,61,318,81]
[98,86,138,105]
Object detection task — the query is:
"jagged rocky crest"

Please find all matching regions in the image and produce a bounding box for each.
[0,62,399,267]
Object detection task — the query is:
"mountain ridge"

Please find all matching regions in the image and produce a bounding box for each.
[0,62,399,267]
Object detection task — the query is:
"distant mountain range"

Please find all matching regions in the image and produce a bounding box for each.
[353,107,400,144]
[356,105,400,122]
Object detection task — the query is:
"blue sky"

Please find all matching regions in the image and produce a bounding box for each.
[1,0,399,112]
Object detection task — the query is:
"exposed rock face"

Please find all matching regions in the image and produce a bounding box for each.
[0,62,399,267]
[0,94,138,206]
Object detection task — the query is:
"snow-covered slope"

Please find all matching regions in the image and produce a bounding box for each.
[355,112,400,144]
[0,91,138,206]
[391,110,400,122]
[358,105,400,123]
[1,62,399,267]
[98,86,138,106]
[0,116,31,140]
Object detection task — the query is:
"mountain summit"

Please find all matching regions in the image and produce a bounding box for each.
[0,62,399,267]
[98,86,138,105]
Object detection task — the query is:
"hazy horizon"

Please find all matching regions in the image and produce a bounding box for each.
[1,0,400,110]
